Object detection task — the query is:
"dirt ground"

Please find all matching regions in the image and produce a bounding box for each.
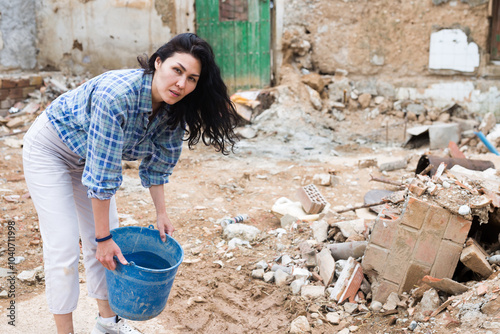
[0,84,497,334]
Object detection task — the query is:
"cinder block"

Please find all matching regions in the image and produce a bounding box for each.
[370,218,398,249]
[431,240,464,279]
[400,262,431,293]
[443,215,472,245]
[383,227,418,284]
[460,241,493,278]
[401,197,429,230]
[361,244,389,275]
[296,184,328,214]
[413,230,442,266]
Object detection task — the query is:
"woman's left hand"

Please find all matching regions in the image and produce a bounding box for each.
[157,212,175,242]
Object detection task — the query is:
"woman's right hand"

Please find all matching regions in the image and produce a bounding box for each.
[96,239,128,270]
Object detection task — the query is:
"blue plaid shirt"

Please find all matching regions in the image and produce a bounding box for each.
[46,69,185,200]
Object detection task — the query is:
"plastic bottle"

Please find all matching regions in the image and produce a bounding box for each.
[220,214,249,228]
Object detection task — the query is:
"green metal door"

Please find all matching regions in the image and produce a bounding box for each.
[195,0,271,93]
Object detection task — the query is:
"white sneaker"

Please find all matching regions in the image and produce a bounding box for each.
[91,315,142,334]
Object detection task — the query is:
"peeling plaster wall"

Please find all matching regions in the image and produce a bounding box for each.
[0,0,37,71]
[35,0,195,75]
[283,0,490,78]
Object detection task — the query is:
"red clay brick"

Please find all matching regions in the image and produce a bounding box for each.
[383,227,418,284]
[431,240,464,279]
[1,79,17,88]
[414,230,442,266]
[370,218,398,249]
[361,244,389,275]
[400,262,431,293]
[422,204,450,237]
[372,279,399,303]
[401,197,429,230]
[29,75,43,87]
[443,215,472,244]
[16,78,30,87]
[8,87,24,99]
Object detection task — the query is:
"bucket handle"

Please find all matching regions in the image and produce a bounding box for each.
[148,224,155,229]
[113,255,135,267]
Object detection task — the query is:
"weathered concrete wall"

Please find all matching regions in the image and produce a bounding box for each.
[0,0,37,71]
[35,0,195,75]
[282,0,490,78]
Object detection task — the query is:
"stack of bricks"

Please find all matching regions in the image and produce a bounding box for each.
[361,196,472,303]
[0,75,44,110]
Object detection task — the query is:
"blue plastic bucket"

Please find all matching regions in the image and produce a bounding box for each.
[105,225,183,321]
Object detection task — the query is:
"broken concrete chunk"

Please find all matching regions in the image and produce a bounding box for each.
[274,269,290,286]
[311,220,329,242]
[312,173,332,186]
[316,248,336,286]
[280,214,299,228]
[291,278,305,294]
[328,241,367,260]
[333,218,368,238]
[289,316,311,334]
[301,285,326,299]
[223,223,261,241]
[329,257,363,303]
[252,269,265,279]
[379,159,407,172]
[418,288,441,313]
[263,271,275,283]
[460,240,493,278]
[421,275,468,295]
[383,292,400,311]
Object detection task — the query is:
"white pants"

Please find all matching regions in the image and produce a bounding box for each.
[22,112,119,314]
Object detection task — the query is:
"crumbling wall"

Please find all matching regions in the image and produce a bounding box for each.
[34,0,195,75]
[282,0,490,77]
[0,0,37,71]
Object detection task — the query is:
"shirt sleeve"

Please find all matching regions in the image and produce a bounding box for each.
[139,125,184,188]
[82,92,126,200]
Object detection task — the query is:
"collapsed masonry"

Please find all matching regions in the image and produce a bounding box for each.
[362,196,472,303]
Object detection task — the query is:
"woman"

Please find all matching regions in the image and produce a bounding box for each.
[23,33,238,334]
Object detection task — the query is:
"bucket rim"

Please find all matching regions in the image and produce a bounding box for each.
[110,225,184,273]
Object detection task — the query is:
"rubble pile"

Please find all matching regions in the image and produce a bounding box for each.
[212,154,500,333]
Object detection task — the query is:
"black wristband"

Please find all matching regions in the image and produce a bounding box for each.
[95,234,112,242]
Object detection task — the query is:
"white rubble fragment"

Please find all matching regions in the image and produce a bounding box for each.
[383,292,400,311]
[311,220,329,242]
[281,254,292,266]
[293,268,312,280]
[289,316,311,334]
[227,237,251,250]
[301,285,325,299]
[263,271,275,283]
[274,269,290,286]
[370,301,383,312]
[255,260,268,270]
[252,269,265,279]
[326,312,341,325]
[344,302,358,314]
[458,205,471,215]
[291,278,306,294]
[223,223,261,241]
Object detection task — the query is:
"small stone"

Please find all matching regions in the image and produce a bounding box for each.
[409,320,418,331]
[344,302,358,314]
[255,260,268,270]
[326,312,340,325]
[289,315,311,334]
[349,325,359,332]
[338,328,350,334]
[0,290,8,299]
[370,301,383,312]
[263,271,274,283]
[274,269,289,286]
[291,278,305,295]
[458,205,471,215]
[252,269,265,279]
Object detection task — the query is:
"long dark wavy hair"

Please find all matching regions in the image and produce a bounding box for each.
[138,33,239,155]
